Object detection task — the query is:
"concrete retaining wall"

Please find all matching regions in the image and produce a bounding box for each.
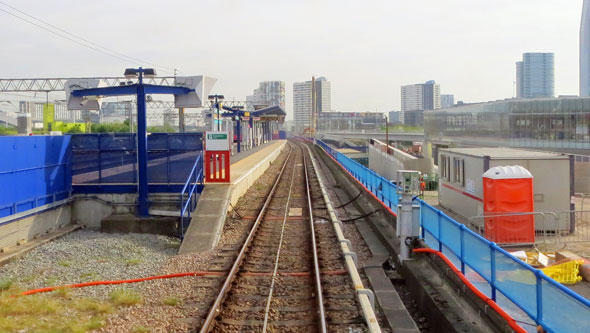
[71,194,136,229]
[368,139,434,182]
[0,202,71,248]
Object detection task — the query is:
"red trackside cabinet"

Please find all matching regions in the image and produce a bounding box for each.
[482,166,534,244]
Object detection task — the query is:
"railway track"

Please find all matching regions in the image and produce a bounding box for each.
[199,141,376,332]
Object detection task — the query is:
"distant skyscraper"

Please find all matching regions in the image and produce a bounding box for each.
[400,80,440,111]
[293,77,331,132]
[441,94,455,109]
[246,81,285,108]
[314,77,331,114]
[581,0,590,96]
[388,111,402,124]
[515,53,554,98]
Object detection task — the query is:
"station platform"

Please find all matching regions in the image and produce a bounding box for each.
[179,140,287,254]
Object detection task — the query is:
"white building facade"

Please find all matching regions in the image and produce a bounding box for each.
[247,81,286,108]
[441,94,455,109]
[293,77,331,133]
[401,81,440,112]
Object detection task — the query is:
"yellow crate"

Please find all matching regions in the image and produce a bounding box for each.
[542,260,584,284]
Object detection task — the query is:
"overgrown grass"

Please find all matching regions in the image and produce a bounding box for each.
[74,298,113,314]
[0,280,140,332]
[110,288,142,306]
[79,272,99,281]
[162,296,180,306]
[125,258,142,266]
[0,279,13,291]
[0,286,108,332]
[133,326,150,333]
[58,260,72,267]
[53,287,71,298]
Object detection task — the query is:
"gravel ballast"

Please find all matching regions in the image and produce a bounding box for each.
[0,230,180,300]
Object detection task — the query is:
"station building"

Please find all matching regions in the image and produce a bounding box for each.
[424,97,590,155]
[424,97,590,193]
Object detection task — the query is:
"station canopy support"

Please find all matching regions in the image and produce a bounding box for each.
[66,69,216,217]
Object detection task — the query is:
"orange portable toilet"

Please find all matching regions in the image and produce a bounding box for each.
[482,166,534,244]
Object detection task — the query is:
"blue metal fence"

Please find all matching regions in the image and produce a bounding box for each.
[0,136,71,219]
[71,133,203,193]
[315,139,590,333]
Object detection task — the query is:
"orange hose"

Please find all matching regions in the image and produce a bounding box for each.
[412,248,526,333]
[20,271,224,296]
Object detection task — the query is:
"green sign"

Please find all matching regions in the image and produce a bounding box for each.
[208,133,227,140]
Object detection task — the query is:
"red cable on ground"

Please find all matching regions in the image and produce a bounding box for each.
[412,248,527,333]
[20,271,224,296]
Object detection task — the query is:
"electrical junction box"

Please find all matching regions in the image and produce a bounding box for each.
[396,204,421,238]
[205,131,230,151]
[396,170,421,195]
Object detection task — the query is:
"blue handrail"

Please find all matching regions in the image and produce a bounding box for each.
[179,151,204,238]
[314,138,590,333]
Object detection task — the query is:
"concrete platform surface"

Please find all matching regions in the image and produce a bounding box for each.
[179,140,286,254]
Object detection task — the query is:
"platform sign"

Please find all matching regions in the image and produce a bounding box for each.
[205,131,230,151]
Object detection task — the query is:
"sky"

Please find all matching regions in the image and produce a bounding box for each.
[0,0,585,119]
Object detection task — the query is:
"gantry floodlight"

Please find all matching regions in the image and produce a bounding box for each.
[124,68,156,79]
[124,68,138,78]
[143,68,157,78]
[208,94,224,100]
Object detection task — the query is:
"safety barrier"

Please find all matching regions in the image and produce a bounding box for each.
[179,152,204,237]
[314,139,590,333]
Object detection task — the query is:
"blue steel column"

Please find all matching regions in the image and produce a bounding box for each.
[137,74,149,217]
[249,117,253,148]
[236,117,241,153]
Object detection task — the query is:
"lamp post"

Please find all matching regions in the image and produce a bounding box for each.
[208,94,225,131]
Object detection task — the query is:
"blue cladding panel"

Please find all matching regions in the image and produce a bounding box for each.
[440,215,461,257]
[541,278,590,333]
[421,204,439,237]
[0,136,71,218]
[493,251,537,319]
[463,231,492,282]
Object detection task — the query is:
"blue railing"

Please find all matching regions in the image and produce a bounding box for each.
[315,139,590,333]
[179,152,204,237]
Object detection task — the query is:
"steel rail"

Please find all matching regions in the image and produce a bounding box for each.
[198,144,293,333]
[301,143,329,333]
[304,143,382,333]
[261,147,300,332]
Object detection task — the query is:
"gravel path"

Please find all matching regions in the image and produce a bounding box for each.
[0,230,180,300]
